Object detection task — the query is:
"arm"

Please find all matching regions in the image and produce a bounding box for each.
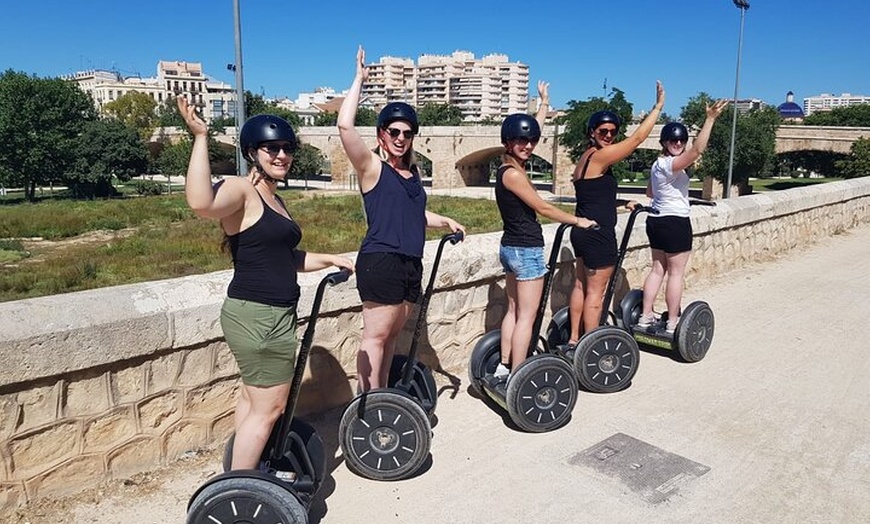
[671,99,729,173]
[178,97,245,219]
[502,168,597,229]
[296,251,356,273]
[595,81,665,167]
[425,210,467,237]
[535,81,550,131]
[337,46,380,191]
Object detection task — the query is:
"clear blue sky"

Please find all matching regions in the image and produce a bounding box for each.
[2,0,868,116]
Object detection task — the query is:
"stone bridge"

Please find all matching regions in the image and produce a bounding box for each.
[158,124,868,197]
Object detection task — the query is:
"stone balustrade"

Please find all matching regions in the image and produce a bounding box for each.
[2,177,870,513]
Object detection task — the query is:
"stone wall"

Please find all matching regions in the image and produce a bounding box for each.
[2,178,870,513]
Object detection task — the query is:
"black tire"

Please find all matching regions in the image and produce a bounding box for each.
[187,475,307,524]
[573,326,639,393]
[389,355,438,414]
[468,329,502,395]
[339,390,431,481]
[505,355,577,433]
[676,301,715,363]
[222,419,326,497]
[617,289,643,331]
[545,307,571,352]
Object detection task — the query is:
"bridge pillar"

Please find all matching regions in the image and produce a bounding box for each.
[431,157,464,189]
[327,143,357,190]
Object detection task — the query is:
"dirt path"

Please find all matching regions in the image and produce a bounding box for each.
[12,222,870,524]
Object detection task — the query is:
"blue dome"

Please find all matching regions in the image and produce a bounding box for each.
[777,101,804,119]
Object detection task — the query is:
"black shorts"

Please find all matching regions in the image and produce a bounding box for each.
[646,215,693,253]
[356,251,423,305]
[570,226,618,269]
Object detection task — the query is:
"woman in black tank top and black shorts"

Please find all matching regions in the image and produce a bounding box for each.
[338,46,466,392]
[565,81,665,349]
[178,99,354,471]
[493,81,597,382]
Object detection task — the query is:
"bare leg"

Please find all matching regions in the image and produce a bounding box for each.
[510,276,545,368]
[567,258,588,344]
[358,301,412,391]
[500,273,518,366]
[642,249,667,317]
[664,251,691,322]
[582,266,614,333]
[231,382,291,470]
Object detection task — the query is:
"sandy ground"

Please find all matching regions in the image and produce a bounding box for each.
[12,222,870,524]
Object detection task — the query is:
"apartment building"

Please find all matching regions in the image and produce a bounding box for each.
[803,93,870,116]
[65,61,236,122]
[361,50,530,123]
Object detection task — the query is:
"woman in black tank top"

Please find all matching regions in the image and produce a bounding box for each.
[178,100,354,471]
[493,81,597,381]
[565,81,665,349]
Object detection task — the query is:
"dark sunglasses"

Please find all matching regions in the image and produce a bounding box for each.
[513,137,540,146]
[261,143,296,156]
[385,127,415,139]
[596,128,618,138]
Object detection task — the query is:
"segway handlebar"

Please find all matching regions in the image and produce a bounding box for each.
[689,198,716,207]
[446,230,464,245]
[325,268,352,286]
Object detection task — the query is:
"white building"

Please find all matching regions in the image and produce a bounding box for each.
[803,93,870,116]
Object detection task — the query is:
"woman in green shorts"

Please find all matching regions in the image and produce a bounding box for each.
[178,97,354,470]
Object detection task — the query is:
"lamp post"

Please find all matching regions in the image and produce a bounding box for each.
[724,0,749,199]
[232,0,247,176]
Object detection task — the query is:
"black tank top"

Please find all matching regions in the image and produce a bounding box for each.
[495,165,543,247]
[227,191,303,307]
[573,152,618,229]
[360,162,427,258]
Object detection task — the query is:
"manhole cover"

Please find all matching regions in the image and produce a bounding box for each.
[568,433,710,503]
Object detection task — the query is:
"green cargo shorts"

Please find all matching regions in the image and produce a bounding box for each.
[220,297,298,387]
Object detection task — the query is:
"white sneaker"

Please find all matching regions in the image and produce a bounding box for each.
[493,363,510,379]
[637,313,657,328]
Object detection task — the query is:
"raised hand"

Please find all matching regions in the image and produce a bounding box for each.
[356,45,369,82]
[654,80,665,109]
[537,80,549,104]
[707,99,730,119]
[176,96,207,138]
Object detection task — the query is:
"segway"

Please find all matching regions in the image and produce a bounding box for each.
[615,200,716,362]
[186,269,351,524]
[339,231,463,481]
[468,223,580,433]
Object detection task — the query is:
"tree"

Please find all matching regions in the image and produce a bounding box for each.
[418,103,463,126]
[102,91,158,141]
[556,87,633,162]
[313,111,337,126]
[289,143,325,183]
[804,104,870,127]
[67,119,149,198]
[156,95,185,127]
[0,70,96,201]
[355,107,377,127]
[835,138,870,179]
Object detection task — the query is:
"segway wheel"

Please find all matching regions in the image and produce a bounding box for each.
[339,390,431,481]
[187,475,308,524]
[468,329,502,395]
[676,301,715,363]
[545,307,571,353]
[389,354,438,414]
[505,355,577,433]
[573,326,639,393]
[617,289,644,331]
[222,419,326,498]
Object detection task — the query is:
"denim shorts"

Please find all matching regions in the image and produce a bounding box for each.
[499,245,547,281]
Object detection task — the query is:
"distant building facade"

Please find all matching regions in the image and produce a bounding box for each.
[360,50,531,123]
[734,98,767,114]
[65,61,236,122]
[803,93,870,116]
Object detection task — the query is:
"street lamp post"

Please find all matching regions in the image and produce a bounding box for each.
[724,0,749,199]
[232,0,247,176]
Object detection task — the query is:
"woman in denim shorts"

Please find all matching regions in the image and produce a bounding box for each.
[493,81,598,382]
[178,99,354,471]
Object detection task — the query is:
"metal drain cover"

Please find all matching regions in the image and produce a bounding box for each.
[568,432,710,503]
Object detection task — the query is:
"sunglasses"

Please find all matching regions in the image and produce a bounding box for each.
[385,127,415,139]
[513,137,540,147]
[596,128,618,138]
[261,143,296,156]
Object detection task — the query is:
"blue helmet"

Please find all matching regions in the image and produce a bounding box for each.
[239,114,297,161]
[501,113,541,144]
[377,102,419,134]
[587,110,621,135]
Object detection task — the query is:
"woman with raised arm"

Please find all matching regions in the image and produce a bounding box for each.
[177,97,354,470]
[638,99,729,333]
[337,46,465,392]
[493,81,598,381]
[565,81,666,348]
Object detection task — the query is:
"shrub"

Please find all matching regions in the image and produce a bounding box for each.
[133,179,165,196]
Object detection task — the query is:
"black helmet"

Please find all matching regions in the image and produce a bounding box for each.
[501,113,541,145]
[239,114,297,161]
[660,122,689,143]
[377,102,419,134]
[587,110,621,135]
